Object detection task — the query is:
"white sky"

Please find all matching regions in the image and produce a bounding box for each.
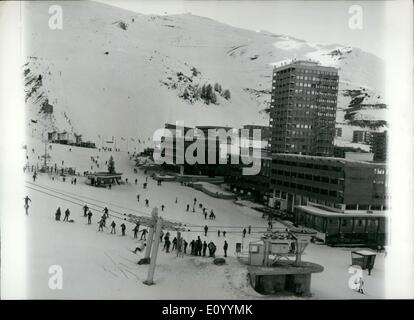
[95,0,388,59]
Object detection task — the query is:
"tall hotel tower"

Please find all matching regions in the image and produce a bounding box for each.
[270,60,339,156]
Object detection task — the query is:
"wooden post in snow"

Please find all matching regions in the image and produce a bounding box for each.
[144,216,162,286]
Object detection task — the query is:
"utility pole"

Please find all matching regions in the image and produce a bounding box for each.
[144,216,163,286]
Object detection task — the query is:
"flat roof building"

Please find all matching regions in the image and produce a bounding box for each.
[270,153,387,213]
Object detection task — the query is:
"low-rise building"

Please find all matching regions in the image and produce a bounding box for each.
[270,153,387,213]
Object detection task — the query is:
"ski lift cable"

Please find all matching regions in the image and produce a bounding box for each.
[25,182,276,230]
[24,185,179,229]
[25,180,152,216]
[24,182,197,227]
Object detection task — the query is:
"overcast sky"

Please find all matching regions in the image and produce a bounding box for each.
[95,0,388,59]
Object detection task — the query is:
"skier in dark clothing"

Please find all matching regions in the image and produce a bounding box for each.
[223,230,226,237]
[103,207,109,218]
[208,241,216,257]
[110,221,116,234]
[204,212,207,220]
[63,208,70,222]
[121,223,126,236]
[24,196,31,215]
[55,207,61,221]
[87,210,92,224]
[190,240,195,255]
[83,204,89,217]
[98,219,105,231]
[172,237,177,251]
[165,239,171,253]
[183,240,188,254]
[218,230,220,237]
[140,228,148,240]
[133,224,139,239]
[145,199,149,207]
[186,204,190,212]
[161,204,165,211]
[196,236,202,256]
[32,172,37,182]
[136,194,140,202]
[202,241,208,257]
[248,225,251,235]
[204,225,208,236]
[223,241,228,257]
[242,228,247,238]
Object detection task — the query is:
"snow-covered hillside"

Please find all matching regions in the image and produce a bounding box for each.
[22,0,387,145]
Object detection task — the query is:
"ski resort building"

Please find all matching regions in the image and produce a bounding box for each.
[269,60,339,157]
[370,131,387,162]
[270,153,387,213]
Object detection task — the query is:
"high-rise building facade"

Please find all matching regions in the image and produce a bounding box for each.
[270,60,339,156]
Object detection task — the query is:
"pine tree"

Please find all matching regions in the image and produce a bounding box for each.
[222,89,231,100]
[108,156,115,174]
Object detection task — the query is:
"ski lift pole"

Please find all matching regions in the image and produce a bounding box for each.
[144,225,154,260]
[144,216,162,286]
[144,207,158,260]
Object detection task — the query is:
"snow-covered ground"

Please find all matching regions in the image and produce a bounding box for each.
[18,138,386,299]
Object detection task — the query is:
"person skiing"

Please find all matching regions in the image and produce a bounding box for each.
[24,196,31,215]
[136,194,140,202]
[110,221,116,234]
[196,236,202,256]
[172,237,177,251]
[190,240,195,255]
[63,208,70,222]
[204,225,208,236]
[161,204,165,211]
[193,197,197,205]
[55,207,61,221]
[83,204,89,217]
[186,204,189,212]
[32,171,37,182]
[242,228,247,238]
[133,240,146,254]
[135,178,137,185]
[175,197,178,204]
[87,210,93,224]
[98,219,105,232]
[202,241,208,257]
[357,277,365,294]
[139,228,148,240]
[103,207,109,218]
[145,199,149,207]
[204,211,207,220]
[121,223,126,236]
[166,238,171,253]
[223,230,226,237]
[208,241,216,257]
[218,230,221,237]
[183,240,188,254]
[160,231,164,242]
[223,240,228,257]
[133,224,140,239]
[248,225,251,235]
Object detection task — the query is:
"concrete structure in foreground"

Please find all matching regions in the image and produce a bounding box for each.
[245,228,323,296]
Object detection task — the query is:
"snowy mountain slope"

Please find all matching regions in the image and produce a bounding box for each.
[22,0,387,145]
